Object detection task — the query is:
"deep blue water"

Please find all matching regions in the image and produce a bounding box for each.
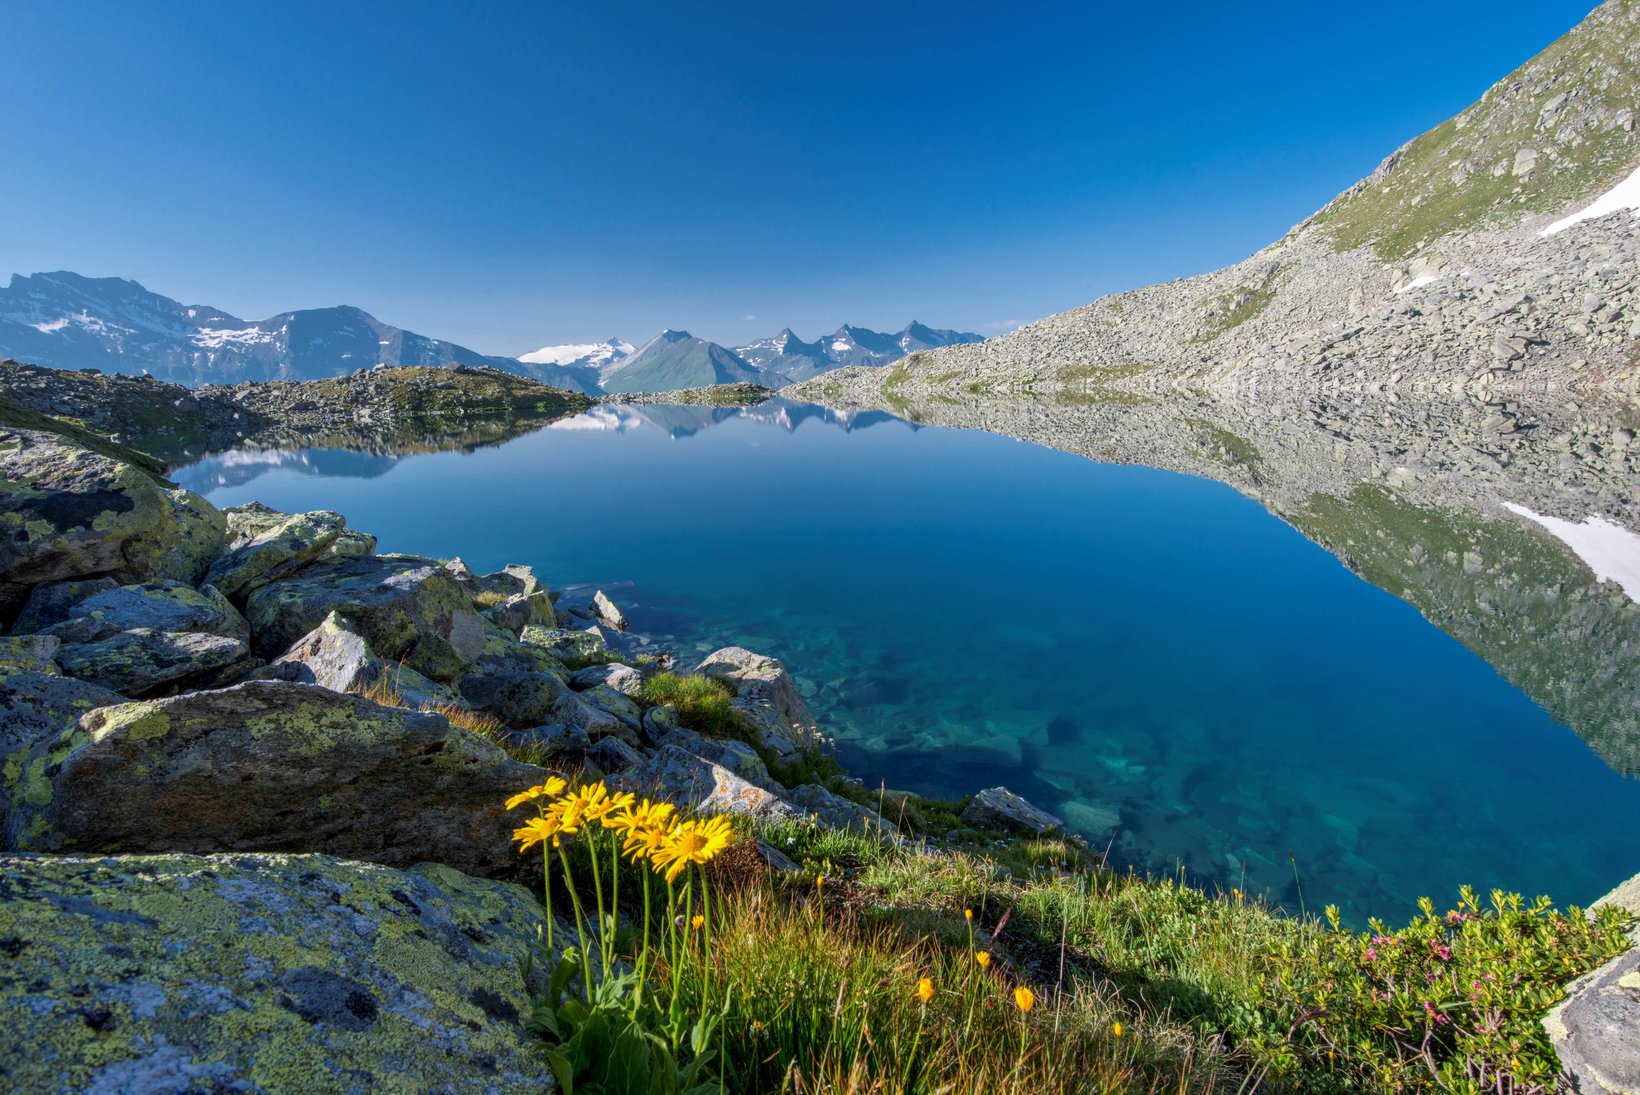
[173,403,1640,923]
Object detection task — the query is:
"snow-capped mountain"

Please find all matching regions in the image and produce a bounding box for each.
[518,338,635,377]
[734,322,982,378]
[0,272,601,393]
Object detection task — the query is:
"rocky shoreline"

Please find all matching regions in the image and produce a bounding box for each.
[0,413,1074,1090]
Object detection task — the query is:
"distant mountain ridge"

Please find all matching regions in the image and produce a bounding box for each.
[0,272,603,393]
[599,330,766,394]
[734,322,982,381]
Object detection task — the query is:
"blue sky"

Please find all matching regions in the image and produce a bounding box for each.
[0,0,1599,353]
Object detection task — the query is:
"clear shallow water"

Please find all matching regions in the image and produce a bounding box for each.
[174,403,1640,923]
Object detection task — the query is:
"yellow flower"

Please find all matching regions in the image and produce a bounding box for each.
[1113,1021,1123,1037]
[976,951,991,968]
[505,777,568,811]
[608,798,674,839]
[512,814,564,853]
[548,793,591,834]
[917,977,934,1003]
[650,816,734,882]
[623,821,672,863]
[964,908,973,920]
[591,788,636,825]
[1014,986,1035,1013]
[691,914,705,929]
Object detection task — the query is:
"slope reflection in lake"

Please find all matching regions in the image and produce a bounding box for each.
[172,397,1640,923]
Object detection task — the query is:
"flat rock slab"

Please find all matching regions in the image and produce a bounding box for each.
[1547,872,1640,1095]
[4,680,557,878]
[960,786,1064,835]
[36,579,248,644]
[54,627,251,696]
[205,509,347,598]
[0,852,555,1094]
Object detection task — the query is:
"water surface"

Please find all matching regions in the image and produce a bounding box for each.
[174,401,1640,923]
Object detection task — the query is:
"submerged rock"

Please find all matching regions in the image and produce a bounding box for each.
[959,786,1064,835]
[4,680,556,877]
[0,428,225,619]
[0,851,555,1094]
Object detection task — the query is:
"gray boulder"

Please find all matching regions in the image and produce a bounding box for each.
[7,576,119,634]
[570,661,645,696]
[591,589,628,631]
[579,682,645,729]
[1547,872,1640,1095]
[520,624,608,662]
[960,786,1064,835]
[588,735,646,774]
[204,509,347,598]
[696,646,816,748]
[0,428,225,616]
[261,611,459,710]
[616,744,798,823]
[4,680,559,878]
[502,722,590,757]
[54,629,252,696]
[0,668,126,822]
[0,852,555,1094]
[244,553,474,679]
[787,784,887,833]
[550,687,636,744]
[0,634,61,673]
[39,579,247,644]
[457,671,568,729]
[641,703,680,744]
[660,726,771,785]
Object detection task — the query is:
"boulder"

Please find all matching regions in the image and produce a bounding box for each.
[4,680,559,878]
[1058,800,1121,841]
[457,671,568,729]
[261,611,460,710]
[0,669,126,822]
[592,589,628,631]
[0,852,555,1094]
[696,646,815,746]
[329,527,379,557]
[38,579,248,644]
[579,682,645,729]
[0,634,61,674]
[959,786,1064,835]
[787,784,887,833]
[587,736,646,774]
[54,629,252,696]
[501,723,590,757]
[0,428,225,612]
[204,509,347,598]
[520,624,609,662]
[641,703,680,744]
[244,553,474,679]
[7,576,120,634]
[616,744,798,823]
[1547,872,1640,1095]
[570,661,645,696]
[551,687,637,745]
[222,500,290,547]
[659,726,771,786]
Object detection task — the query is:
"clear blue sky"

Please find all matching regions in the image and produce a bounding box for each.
[1,0,1599,353]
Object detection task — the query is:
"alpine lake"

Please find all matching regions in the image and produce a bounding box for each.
[170,393,1640,926]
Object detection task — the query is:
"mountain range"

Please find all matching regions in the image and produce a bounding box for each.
[0,271,981,395]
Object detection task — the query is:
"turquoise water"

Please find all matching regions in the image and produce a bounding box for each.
[174,403,1640,924]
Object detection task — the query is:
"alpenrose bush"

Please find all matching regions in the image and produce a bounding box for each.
[1251,888,1632,1093]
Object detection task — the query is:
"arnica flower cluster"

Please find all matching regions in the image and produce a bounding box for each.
[507,778,734,881]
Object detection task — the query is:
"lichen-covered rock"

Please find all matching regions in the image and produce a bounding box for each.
[223,500,292,547]
[550,687,635,744]
[587,735,645,774]
[244,553,474,679]
[0,668,125,823]
[38,578,248,644]
[520,624,608,662]
[7,576,120,634]
[0,428,225,612]
[786,784,887,833]
[1547,872,1640,1095]
[696,646,816,748]
[959,786,1064,835]
[0,851,556,1094]
[616,744,798,823]
[54,628,252,696]
[0,634,60,673]
[641,703,680,744]
[457,671,567,729]
[579,682,644,729]
[260,611,460,710]
[4,680,557,877]
[205,509,347,598]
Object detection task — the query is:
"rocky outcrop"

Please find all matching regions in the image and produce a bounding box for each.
[696,646,818,748]
[0,427,224,621]
[204,508,347,597]
[1547,872,1640,1095]
[0,852,556,1094]
[961,787,1064,835]
[618,744,799,823]
[4,680,556,878]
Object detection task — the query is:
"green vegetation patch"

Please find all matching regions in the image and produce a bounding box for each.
[639,672,740,738]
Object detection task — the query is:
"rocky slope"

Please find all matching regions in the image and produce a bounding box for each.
[792,0,1640,402]
[0,359,593,463]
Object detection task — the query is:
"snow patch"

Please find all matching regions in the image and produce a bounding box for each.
[1503,502,1640,602]
[830,339,851,353]
[1393,275,1441,294]
[190,326,274,349]
[1539,163,1640,236]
